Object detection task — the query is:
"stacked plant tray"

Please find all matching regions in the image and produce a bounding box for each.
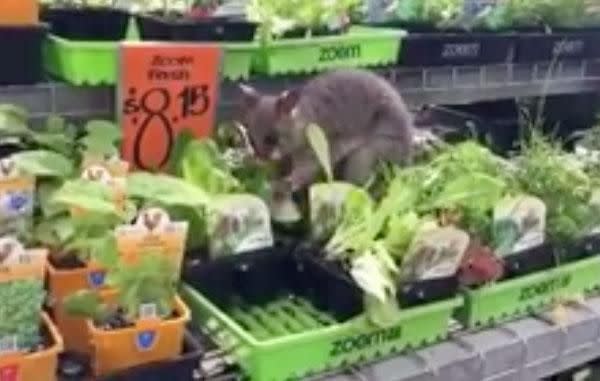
[182,246,461,381]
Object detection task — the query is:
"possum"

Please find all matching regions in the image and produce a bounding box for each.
[236,68,415,193]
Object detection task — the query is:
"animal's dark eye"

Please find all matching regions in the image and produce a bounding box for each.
[264,134,278,146]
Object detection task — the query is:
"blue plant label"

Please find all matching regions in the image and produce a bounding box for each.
[135,330,157,351]
[88,270,106,288]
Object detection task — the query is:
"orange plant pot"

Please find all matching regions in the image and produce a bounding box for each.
[0,313,63,381]
[88,295,190,376]
[46,261,109,353]
[0,0,39,25]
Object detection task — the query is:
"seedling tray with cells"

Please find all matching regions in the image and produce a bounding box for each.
[182,248,461,381]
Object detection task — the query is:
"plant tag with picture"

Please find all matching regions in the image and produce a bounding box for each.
[0,158,34,237]
[309,182,368,242]
[401,226,470,281]
[207,194,273,257]
[70,164,127,216]
[0,236,47,283]
[115,208,188,276]
[493,195,546,257]
[81,153,130,178]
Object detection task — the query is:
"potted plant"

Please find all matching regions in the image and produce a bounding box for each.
[64,251,189,377]
[40,0,130,41]
[0,236,63,381]
[246,0,403,75]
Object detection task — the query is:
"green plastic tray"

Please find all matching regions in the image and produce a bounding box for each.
[457,255,600,328]
[182,284,460,381]
[44,35,257,85]
[43,35,120,85]
[252,26,404,76]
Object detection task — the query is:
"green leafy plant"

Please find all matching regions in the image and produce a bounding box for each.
[64,252,177,324]
[385,0,464,28]
[0,279,45,351]
[247,0,360,42]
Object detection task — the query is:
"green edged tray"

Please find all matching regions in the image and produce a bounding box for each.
[252,26,404,76]
[44,35,257,85]
[457,255,600,328]
[43,35,120,86]
[221,42,259,81]
[182,284,460,381]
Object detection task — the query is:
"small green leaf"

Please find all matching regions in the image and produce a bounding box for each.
[52,179,118,216]
[127,172,210,207]
[12,150,74,178]
[305,124,333,182]
[45,115,67,133]
[84,120,122,143]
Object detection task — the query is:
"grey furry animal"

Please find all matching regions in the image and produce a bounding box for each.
[236,68,415,192]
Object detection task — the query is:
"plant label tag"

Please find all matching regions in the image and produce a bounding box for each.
[81,154,130,178]
[401,226,470,281]
[0,236,47,283]
[139,303,158,320]
[0,336,18,355]
[0,158,34,237]
[207,194,273,257]
[309,182,369,242]
[493,195,546,256]
[0,364,19,381]
[135,330,157,352]
[87,270,106,288]
[116,208,188,276]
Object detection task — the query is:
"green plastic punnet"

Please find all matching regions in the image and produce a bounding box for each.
[182,284,460,381]
[457,256,600,328]
[222,43,258,81]
[252,27,404,76]
[43,35,120,85]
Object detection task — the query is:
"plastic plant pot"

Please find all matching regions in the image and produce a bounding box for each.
[0,313,63,381]
[136,14,257,42]
[0,24,46,85]
[40,7,130,41]
[502,243,556,280]
[46,259,108,353]
[97,329,203,381]
[88,294,190,377]
[0,0,39,25]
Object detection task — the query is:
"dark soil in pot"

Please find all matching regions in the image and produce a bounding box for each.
[40,7,129,41]
[50,252,86,270]
[136,13,257,42]
[281,26,344,39]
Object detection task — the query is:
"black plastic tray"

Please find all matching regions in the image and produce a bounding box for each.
[40,7,129,41]
[0,25,46,85]
[136,14,257,42]
[554,233,600,264]
[400,32,515,66]
[515,31,595,63]
[502,243,556,280]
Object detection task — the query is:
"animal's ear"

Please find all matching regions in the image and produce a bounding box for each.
[276,88,301,116]
[238,83,260,109]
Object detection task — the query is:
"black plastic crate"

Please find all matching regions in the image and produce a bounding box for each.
[502,243,556,279]
[41,7,129,41]
[136,14,257,42]
[0,25,46,85]
[515,31,595,63]
[400,32,515,66]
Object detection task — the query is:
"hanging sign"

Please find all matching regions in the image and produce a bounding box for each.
[118,42,221,170]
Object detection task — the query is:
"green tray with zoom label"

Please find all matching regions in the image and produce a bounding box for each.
[252,26,404,76]
[456,255,600,328]
[182,284,460,381]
